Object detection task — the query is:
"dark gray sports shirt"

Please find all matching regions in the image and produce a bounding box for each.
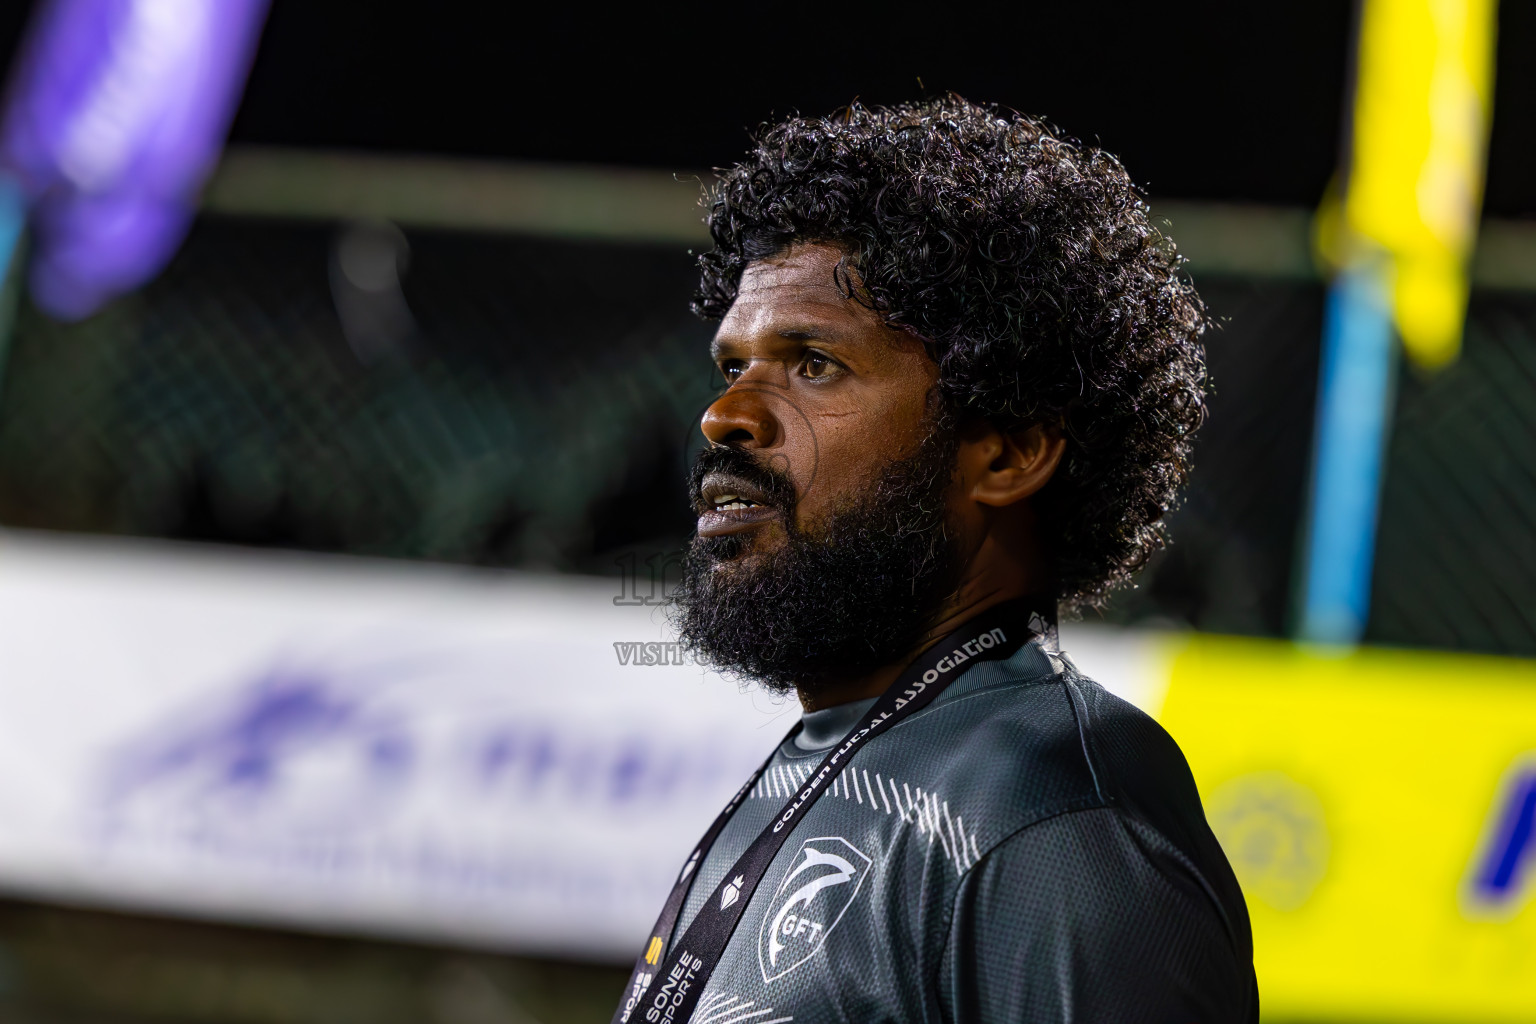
[670,641,1258,1023]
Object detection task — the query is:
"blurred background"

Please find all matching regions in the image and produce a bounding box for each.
[0,1,1532,1021]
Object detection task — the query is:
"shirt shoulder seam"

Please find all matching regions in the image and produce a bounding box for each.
[1059,668,1108,804]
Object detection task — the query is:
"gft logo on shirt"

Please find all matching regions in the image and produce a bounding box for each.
[758,836,872,983]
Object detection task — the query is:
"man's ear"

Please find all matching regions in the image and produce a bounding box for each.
[957,420,1066,508]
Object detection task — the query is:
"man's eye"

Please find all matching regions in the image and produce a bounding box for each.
[803,353,839,379]
[720,361,745,383]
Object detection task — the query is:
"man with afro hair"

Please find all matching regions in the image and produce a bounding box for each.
[614,96,1257,1024]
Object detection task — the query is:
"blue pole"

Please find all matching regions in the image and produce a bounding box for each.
[1298,266,1398,645]
[0,174,22,288]
[0,174,25,396]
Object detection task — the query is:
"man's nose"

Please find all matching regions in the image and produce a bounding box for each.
[701,385,780,449]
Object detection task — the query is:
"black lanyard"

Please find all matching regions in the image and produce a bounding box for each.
[612,599,1054,1024]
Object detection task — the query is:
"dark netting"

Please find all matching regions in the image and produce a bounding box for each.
[0,217,721,575]
[1366,289,1536,656]
[0,214,1532,655]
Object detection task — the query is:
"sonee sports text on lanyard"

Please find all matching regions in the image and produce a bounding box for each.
[613,599,1056,1024]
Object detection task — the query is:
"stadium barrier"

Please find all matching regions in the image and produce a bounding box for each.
[0,529,1530,1018]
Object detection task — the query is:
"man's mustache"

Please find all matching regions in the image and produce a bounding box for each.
[688,444,798,514]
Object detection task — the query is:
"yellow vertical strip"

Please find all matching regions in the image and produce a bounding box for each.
[1342,0,1497,368]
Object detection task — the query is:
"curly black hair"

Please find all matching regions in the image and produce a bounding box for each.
[692,95,1209,611]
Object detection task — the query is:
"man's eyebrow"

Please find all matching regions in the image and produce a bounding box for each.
[711,323,853,358]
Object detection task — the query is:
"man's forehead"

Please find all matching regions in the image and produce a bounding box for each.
[737,247,846,297]
[724,244,871,331]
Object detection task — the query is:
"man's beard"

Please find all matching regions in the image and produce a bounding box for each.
[671,421,965,698]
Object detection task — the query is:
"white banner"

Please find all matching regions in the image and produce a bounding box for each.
[0,530,1159,958]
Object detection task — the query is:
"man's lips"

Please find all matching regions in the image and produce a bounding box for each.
[697,471,783,537]
[698,504,779,537]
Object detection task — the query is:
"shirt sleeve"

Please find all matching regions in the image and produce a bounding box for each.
[937,806,1258,1024]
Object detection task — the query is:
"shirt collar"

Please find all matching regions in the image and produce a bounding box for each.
[784,637,1059,755]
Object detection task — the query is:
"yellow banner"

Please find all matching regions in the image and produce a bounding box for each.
[1157,635,1536,1020]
